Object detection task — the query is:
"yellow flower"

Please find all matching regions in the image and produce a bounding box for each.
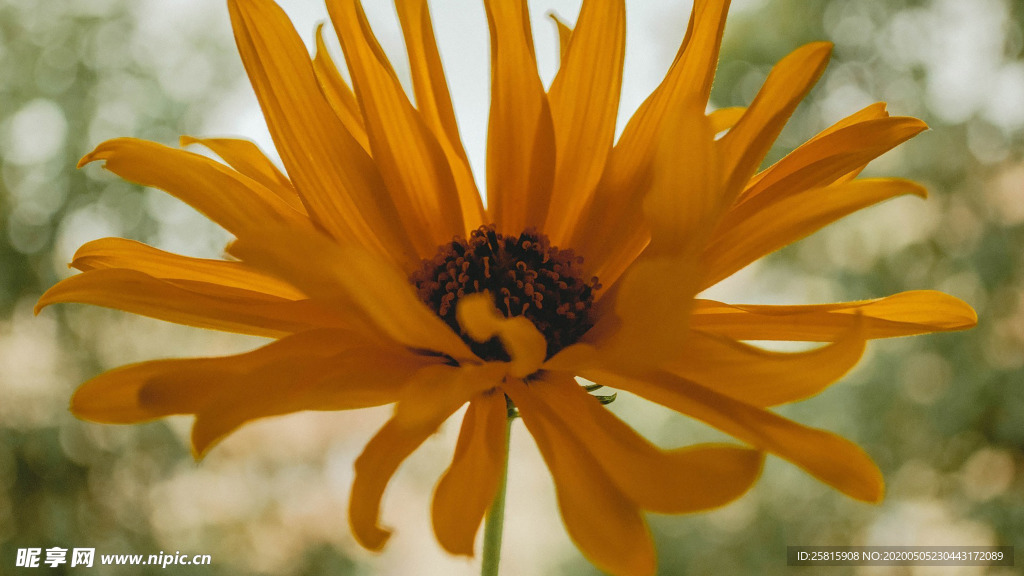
[38,0,977,574]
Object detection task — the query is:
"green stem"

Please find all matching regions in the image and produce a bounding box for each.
[481,412,513,576]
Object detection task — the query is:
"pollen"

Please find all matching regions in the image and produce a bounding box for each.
[411,225,600,361]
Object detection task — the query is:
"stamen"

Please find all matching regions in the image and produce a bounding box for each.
[411,225,600,362]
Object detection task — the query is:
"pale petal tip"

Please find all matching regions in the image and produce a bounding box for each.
[67,395,113,425]
[845,454,886,503]
[965,308,979,329]
[885,178,929,199]
[76,150,100,169]
[68,383,126,424]
[858,475,886,504]
[794,40,835,70]
[907,180,928,199]
[77,139,122,168]
[902,115,930,132]
[68,388,87,417]
[950,296,979,329]
[547,10,569,26]
[33,291,54,315]
[808,40,835,54]
[869,481,886,504]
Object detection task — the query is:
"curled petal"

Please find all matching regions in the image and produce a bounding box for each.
[669,324,866,407]
[431,392,508,556]
[512,374,764,514]
[351,387,465,551]
[392,362,506,430]
[68,329,430,457]
[456,293,546,378]
[591,369,885,503]
[506,381,657,576]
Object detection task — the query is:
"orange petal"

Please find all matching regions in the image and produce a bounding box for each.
[548,12,573,62]
[351,398,462,551]
[191,342,431,458]
[590,101,717,366]
[228,220,474,362]
[701,178,926,288]
[690,290,978,341]
[79,138,305,239]
[543,341,600,373]
[392,362,506,430]
[70,329,359,423]
[592,368,885,503]
[68,329,429,457]
[431,392,508,556]
[708,106,746,133]
[717,42,832,198]
[70,237,305,300]
[35,269,344,338]
[570,0,730,279]
[738,116,927,206]
[668,326,866,407]
[742,102,889,195]
[228,0,418,268]
[544,0,625,245]
[312,23,371,152]
[178,135,305,213]
[394,0,462,153]
[514,374,764,513]
[814,102,891,135]
[642,99,722,255]
[616,0,730,148]
[505,381,657,576]
[484,0,557,232]
[394,0,485,233]
[456,293,546,378]
[328,0,465,249]
[746,102,893,192]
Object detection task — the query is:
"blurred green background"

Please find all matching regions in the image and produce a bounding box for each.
[1,0,1021,574]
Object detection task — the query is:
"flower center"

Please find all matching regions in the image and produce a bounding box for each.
[411,225,600,362]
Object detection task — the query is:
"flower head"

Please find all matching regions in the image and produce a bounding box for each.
[38,0,977,574]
